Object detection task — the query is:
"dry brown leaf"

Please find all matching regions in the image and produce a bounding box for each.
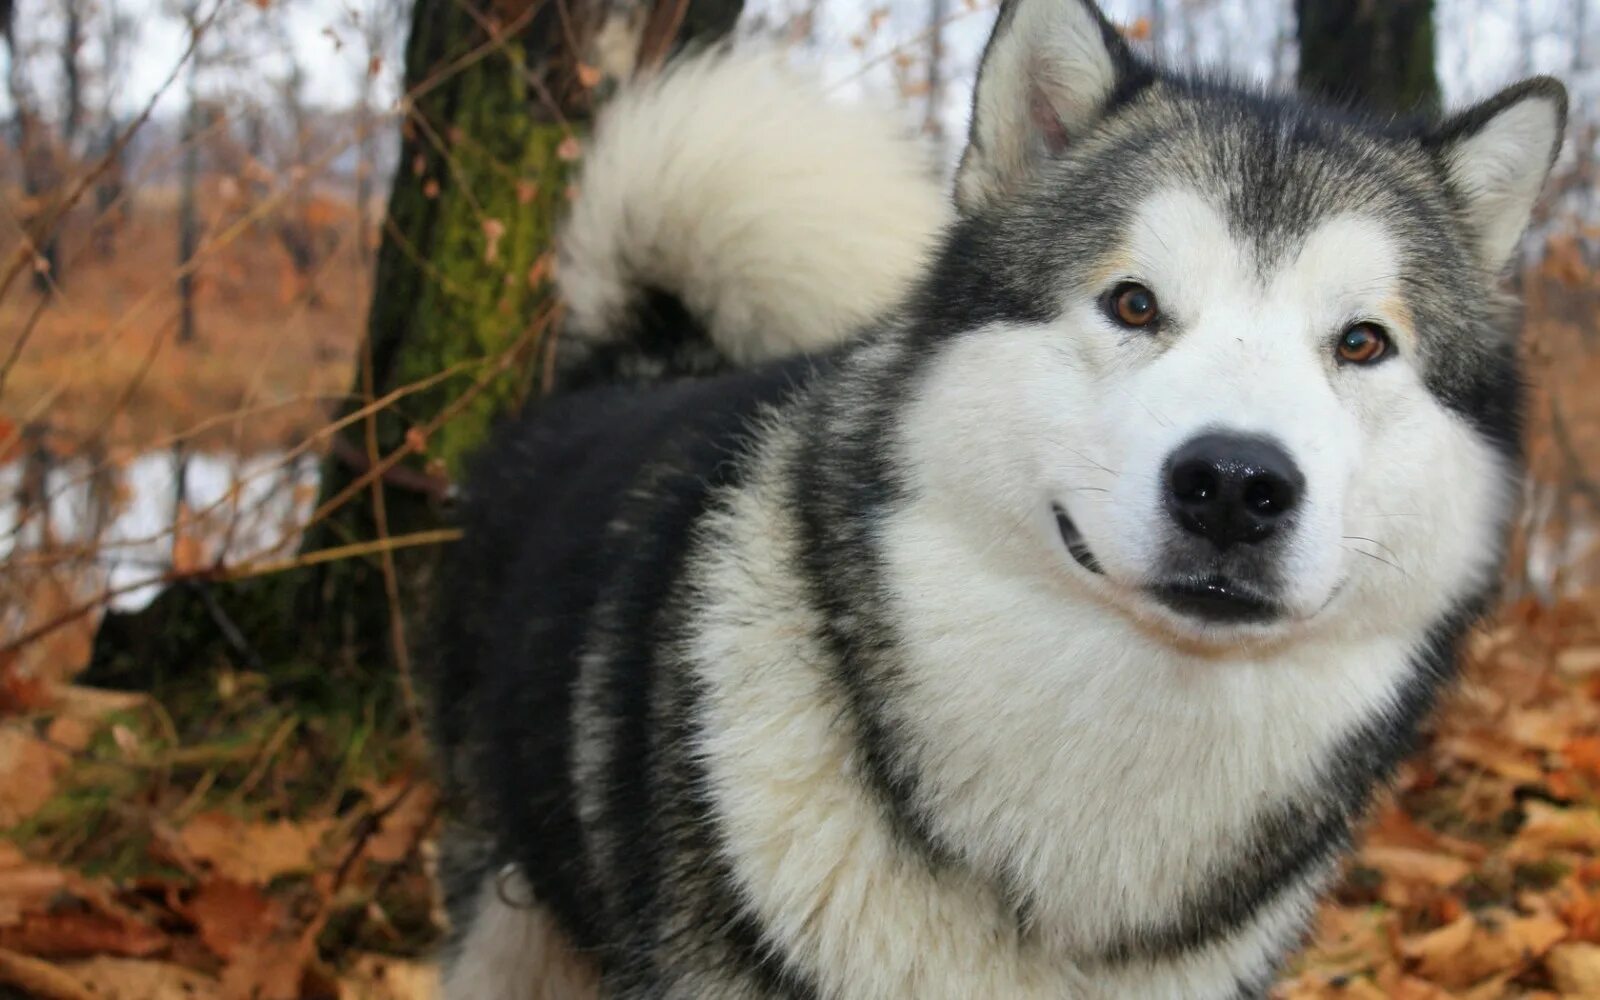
[0,859,70,926]
[1361,846,1472,889]
[184,879,276,962]
[178,813,334,885]
[1512,706,1594,752]
[362,780,438,865]
[43,715,94,753]
[1558,647,1600,677]
[0,909,168,960]
[0,945,95,1000]
[0,726,68,827]
[1439,733,1545,783]
[1383,975,1461,1000]
[1548,941,1600,995]
[1285,905,1397,984]
[1401,909,1566,989]
[62,957,221,999]
[339,954,439,1000]
[1459,971,1517,1000]
[8,576,100,687]
[1512,802,1600,858]
[220,925,317,1000]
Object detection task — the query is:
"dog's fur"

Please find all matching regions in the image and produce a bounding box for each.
[428,3,1568,996]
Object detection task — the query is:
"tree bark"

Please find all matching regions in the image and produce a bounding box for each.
[1295,0,1439,115]
[89,0,744,687]
[176,2,201,345]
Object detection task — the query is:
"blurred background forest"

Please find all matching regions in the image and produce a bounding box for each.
[0,0,1597,996]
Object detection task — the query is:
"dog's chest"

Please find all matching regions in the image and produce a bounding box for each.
[682,451,1420,993]
[878,513,1418,952]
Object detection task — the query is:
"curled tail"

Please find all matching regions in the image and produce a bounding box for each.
[555,48,951,384]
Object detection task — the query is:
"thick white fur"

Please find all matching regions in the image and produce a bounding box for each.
[442,871,599,1000]
[682,191,1515,998]
[558,51,952,364]
[955,0,1118,212]
[1440,92,1566,270]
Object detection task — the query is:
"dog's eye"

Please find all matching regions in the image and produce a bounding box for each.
[1107,283,1159,329]
[1337,323,1391,365]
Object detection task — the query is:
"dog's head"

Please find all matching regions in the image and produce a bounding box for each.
[900,0,1565,646]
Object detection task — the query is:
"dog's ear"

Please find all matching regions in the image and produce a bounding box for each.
[1427,77,1567,273]
[954,0,1134,215]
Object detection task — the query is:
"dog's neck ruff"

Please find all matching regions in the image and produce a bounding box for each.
[671,333,1466,997]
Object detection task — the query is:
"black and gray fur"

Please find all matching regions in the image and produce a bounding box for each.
[428,4,1566,997]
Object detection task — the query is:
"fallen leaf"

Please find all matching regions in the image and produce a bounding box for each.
[0,726,68,827]
[339,954,439,1000]
[0,946,94,1000]
[1548,941,1600,994]
[1557,647,1600,676]
[178,813,333,885]
[0,858,69,926]
[1401,909,1565,989]
[220,923,318,1000]
[184,880,275,962]
[0,909,167,960]
[1439,732,1545,783]
[62,956,221,999]
[44,715,94,753]
[361,780,438,865]
[1513,706,1592,752]
[1512,802,1600,858]
[1566,736,1600,780]
[1360,846,1472,889]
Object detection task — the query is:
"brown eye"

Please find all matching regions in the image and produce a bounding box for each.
[1337,323,1391,365]
[1107,283,1159,329]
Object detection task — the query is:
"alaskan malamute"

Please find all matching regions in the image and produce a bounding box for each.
[428,0,1567,995]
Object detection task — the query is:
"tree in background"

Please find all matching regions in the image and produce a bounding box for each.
[4,0,63,294]
[1294,0,1439,114]
[300,0,745,681]
[176,0,203,344]
[91,0,745,693]
[89,0,135,259]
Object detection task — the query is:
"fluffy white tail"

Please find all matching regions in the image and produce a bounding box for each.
[557,50,952,367]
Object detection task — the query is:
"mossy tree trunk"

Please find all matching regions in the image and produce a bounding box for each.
[1295,0,1440,115]
[89,0,742,686]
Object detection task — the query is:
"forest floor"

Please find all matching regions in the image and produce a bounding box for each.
[5,595,1600,998]
[1,197,1599,998]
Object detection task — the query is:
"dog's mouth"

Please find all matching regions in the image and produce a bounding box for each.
[1054,504,1284,626]
[1053,505,1103,575]
[1147,576,1283,625]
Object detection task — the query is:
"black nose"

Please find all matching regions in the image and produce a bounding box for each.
[1164,434,1304,550]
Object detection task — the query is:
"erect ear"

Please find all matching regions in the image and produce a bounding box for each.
[954,0,1135,215]
[1427,77,1567,273]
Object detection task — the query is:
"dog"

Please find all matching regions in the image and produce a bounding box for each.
[426,1,1567,995]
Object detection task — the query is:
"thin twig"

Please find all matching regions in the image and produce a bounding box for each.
[0,528,462,657]
[360,328,424,732]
